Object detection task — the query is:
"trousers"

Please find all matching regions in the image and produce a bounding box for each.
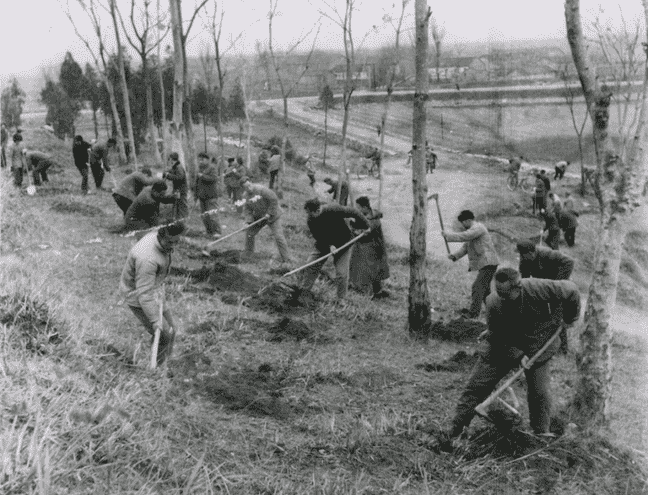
[300,245,353,299]
[245,217,291,263]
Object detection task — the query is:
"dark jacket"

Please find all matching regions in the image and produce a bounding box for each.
[558,210,579,230]
[125,186,176,228]
[485,278,581,363]
[115,172,156,201]
[349,208,389,289]
[307,204,368,252]
[73,140,91,167]
[519,246,574,280]
[165,161,188,197]
[542,212,560,233]
[195,162,219,200]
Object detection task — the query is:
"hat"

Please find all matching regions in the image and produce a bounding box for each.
[516,240,537,254]
[457,210,475,222]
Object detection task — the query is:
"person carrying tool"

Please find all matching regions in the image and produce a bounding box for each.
[88,138,116,191]
[349,196,390,299]
[119,221,185,366]
[442,210,499,319]
[23,149,57,185]
[195,152,222,238]
[436,267,581,449]
[112,167,155,215]
[163,152,188,220]
[240,176,292,264]
[299,198,369,300]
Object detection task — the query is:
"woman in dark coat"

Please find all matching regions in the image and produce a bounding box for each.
[349,196,390,298]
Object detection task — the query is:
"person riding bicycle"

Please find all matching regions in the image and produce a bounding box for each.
[508,156,523,187]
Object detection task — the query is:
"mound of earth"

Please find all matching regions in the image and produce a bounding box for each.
[248,282,318,313]
[172,261,264,293]
[429,318,487,343]
[267,317,313,342]
[51,199,105,217]
[416,350,480,372]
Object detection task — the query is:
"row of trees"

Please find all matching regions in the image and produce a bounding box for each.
[1,79,26,131]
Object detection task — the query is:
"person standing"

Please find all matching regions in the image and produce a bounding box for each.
[267,146,281,190]
[1,123,8,168]
[240,177,292,263]
[508,156,523,186]
[533,173,547,214]
[119,222,186,365]
[124,181,176,232]
[539,170,551,192]
[224,157,243,203]
[425,141,437,173]
[348,196,390,299]
[436,267,581,447]
[299,198,369,300]
[558,208,579,247]
[195,152,222,238]
[112,167,155,215]
[163,152,188,220]
[540,209,561,250]
[72,135,92,194]
[323,177,350,206]
[88,138,116,190]
[442,210,499,319]
[10,133,26,188]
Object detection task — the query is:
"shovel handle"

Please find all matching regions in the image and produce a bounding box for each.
[474,326,563,418]
[205,216,269,248]
[282,232,366,278]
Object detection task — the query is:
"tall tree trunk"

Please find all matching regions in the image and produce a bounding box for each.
[110,0,137,167]
[323,103,329,168]
[92,106,99,140]
[105,77,128,163]
[408,0,433,337]
[169,0,186,167]
[144,57,161,164]
[565,0,648,428]
[157,0,168,159]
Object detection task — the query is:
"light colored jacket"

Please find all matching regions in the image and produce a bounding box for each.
[244,183,281,222]
[446,221,499,271]
[119,232,171,326]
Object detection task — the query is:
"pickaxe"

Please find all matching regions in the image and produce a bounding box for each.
[474,326,563,420]
[428,193,451,254]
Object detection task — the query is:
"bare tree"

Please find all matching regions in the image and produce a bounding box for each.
[408,0,433,338]
[376,1,409,211]
[565,0,648,429]
[168,0,208,187]
[119,0,169,165]
[268,0,320,198]
[156,0,168,159]
[109,0,138,165]
[63,0,128,163]
[255,40,273,92]
[429,13,445,84]
[319,0,360,204]
[558,61,590,194]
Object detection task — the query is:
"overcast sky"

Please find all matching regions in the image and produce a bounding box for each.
[0,0,643,79]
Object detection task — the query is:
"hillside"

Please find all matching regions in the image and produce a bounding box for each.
[0,115,646,494]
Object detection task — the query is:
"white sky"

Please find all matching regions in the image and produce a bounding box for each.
[0,0,643,78]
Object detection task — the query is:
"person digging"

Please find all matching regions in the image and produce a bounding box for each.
[240,176,292,265]
[435,267,581,451]
[119,222,186,366]
[299,198,370,301]
[442,210,499,319]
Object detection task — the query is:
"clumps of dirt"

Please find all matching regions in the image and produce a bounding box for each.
[267,317,313,342]
[51,199,105,217]
[0,294,63,354]
[428,318,486,343]
[248,282,318,313]
[416,350,480,373]
[207,249,242,264]
[194,363,295,419]
[457,427,647,495]
[170,265,212,283]
[209,262,265,292]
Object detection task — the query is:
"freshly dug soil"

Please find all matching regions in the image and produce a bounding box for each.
[416,350,480,372]
[429,318,487,343]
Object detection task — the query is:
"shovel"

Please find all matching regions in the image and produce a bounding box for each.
[428,193,450,254]
[474,326,563,420]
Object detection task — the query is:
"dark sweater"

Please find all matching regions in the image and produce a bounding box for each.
[72,140,91,166]
[165,161,188,197]
[307,204,368,252]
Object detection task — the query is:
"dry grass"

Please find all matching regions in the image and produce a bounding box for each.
[0,118,646,494]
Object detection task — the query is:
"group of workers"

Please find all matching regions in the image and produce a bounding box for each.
[5,126,584,447]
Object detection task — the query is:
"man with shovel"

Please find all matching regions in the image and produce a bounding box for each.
[442,210,499,319]
[299,198,370,300]
[437,267,580,448]
[240,176,292,264]
[119,221,185,366]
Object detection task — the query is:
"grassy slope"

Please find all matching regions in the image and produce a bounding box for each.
[0,119,646,494]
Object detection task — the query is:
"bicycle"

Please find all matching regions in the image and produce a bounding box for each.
[354,157,379,179]
[506,172,533,193]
